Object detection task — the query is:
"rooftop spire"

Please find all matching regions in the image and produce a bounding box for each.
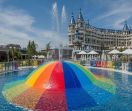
[70,12,75,24]
[123,21,129,31]
[78,8,84,21]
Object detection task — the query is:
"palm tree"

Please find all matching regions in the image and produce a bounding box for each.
[9,47,17,61]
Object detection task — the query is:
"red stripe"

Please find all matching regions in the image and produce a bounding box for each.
[33,62,57,89]
[34,62,68,111]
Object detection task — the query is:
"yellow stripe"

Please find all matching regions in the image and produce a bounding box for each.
[25,62,53,87]
[3,83,29,101]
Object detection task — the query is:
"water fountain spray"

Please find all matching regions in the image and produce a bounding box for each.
[52,1,67,61]
[61,5,67,25]
[61,5,67,33]
[52,1,60,32]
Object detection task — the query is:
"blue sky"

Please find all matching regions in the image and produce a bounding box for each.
[0,0,132,49]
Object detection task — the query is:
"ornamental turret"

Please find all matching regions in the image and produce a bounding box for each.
[77,9,84,22]
[123,21,130,34]
[70,13,75,24]
[68,13,76,32]
[76,9,85,28]
[123,21,129,31]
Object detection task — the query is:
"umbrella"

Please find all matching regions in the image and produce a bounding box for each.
[87,50,99,60]
[38,55,45,59]
[32,55,37,58]
[87,50,98,55]
[122,49,132,62]
[122,49,132,55]
[108,49,121,54]
[78,51,87,60]
[3,61,115,110]
[78,51,87,55]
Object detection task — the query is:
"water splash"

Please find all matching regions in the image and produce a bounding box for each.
[61,5,67,25]
[61,5,67,33]
[52,1,60,32]
[51,2,67,46]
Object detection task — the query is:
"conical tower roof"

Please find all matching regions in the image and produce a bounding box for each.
[77,9,84,22]
[123,21,129,31]
[70,13,75,24]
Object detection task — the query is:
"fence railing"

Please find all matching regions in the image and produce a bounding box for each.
[84,60,132,72]
[1,59,131,73]
[0,59,45,73]
[0,62,19,73]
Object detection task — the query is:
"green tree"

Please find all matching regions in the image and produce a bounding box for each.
[27,40,38,59]
[9,47,16,61]
[9,47,22,61]
[31,41,37,55]
[17,49,22,60]
[27,40,31,58]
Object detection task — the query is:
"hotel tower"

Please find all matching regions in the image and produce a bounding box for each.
[68,9,132,52]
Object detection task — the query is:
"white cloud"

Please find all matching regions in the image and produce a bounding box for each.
[0,8,34,26]
[0,7,67,50]
[92,0,132,29]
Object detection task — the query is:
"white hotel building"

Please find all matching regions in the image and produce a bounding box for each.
[68,10,132,52]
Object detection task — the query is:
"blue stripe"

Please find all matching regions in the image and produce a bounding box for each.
[62,61,81,88]
[66,62,113,105]
[62,61,97,110]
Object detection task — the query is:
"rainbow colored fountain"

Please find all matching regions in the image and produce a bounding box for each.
[2,61,115,110]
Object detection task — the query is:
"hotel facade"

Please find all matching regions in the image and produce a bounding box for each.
[68,10,132,52]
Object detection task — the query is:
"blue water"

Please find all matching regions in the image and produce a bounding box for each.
[0,69,34,111]
[0,68,132,111]
[88,68,132,111]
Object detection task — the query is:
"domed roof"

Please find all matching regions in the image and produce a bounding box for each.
[3,61,115,110]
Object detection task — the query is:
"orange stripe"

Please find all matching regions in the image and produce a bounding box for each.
[11,61,59,110]
[33,61,58,89]
[26,63,51,87]
[11,87,44,110]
